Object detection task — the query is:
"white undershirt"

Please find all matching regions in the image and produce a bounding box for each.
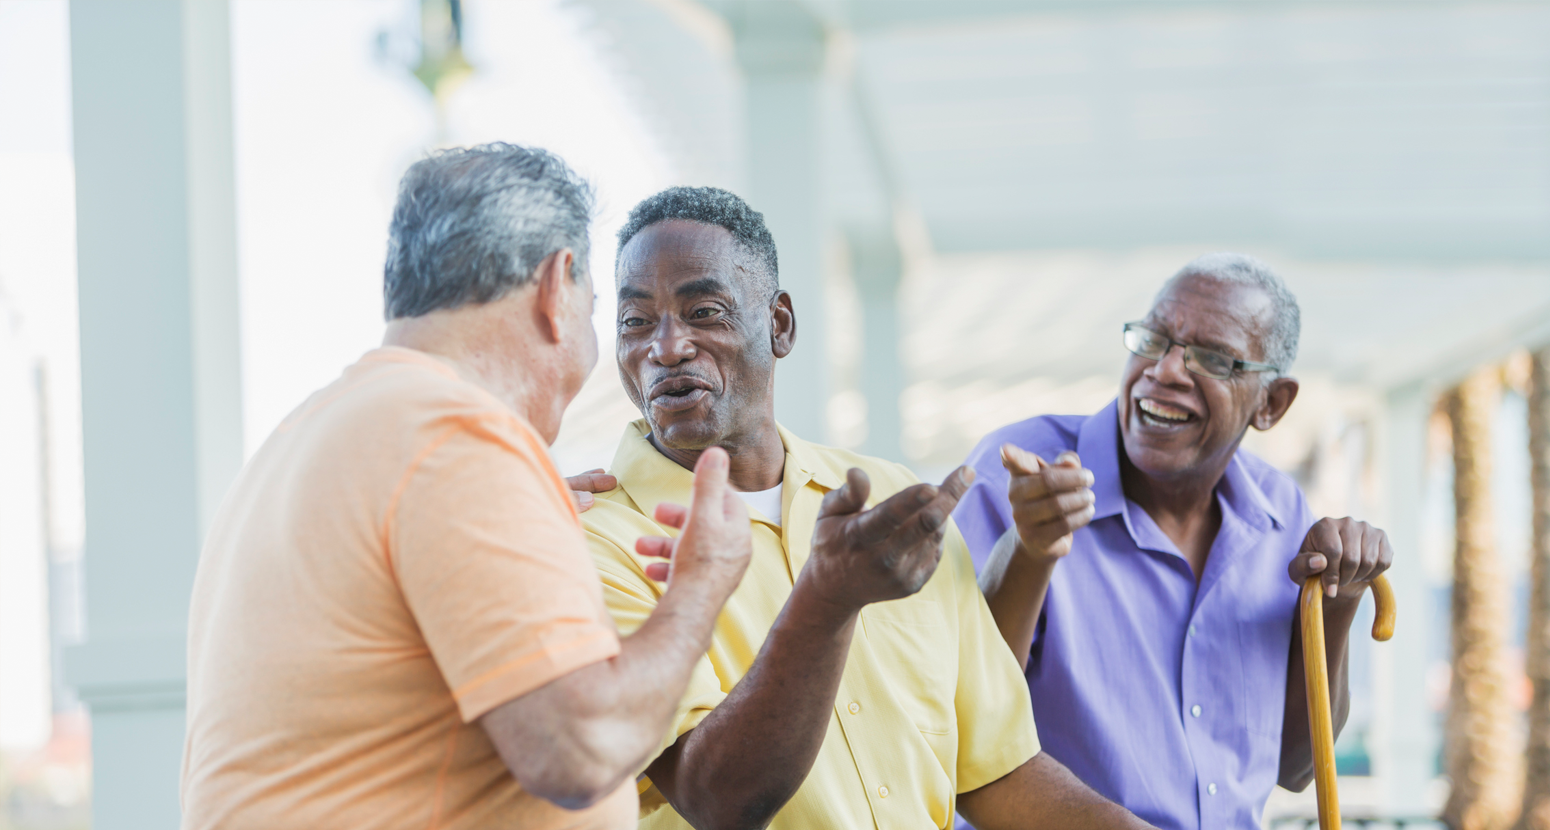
[734,483,783,527]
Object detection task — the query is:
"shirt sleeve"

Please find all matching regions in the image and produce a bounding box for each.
[391,425,621,723]
[587,527,727,815]
[944,522,1042,793]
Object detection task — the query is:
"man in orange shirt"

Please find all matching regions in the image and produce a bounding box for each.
[181,144,753,830]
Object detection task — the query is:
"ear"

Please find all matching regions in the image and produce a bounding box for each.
[770,290,796,359]
[1251,375,1299,431]
[533,249,576,345]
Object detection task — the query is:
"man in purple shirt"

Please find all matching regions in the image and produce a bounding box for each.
[953,254,1394,830]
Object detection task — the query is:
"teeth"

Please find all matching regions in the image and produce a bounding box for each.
[1139,399,1191,422]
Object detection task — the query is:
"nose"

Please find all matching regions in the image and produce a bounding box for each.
[648,317,695,367]
[1146,343,1194,387]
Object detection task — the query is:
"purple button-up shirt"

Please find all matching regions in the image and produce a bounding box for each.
[952,400,1314,830]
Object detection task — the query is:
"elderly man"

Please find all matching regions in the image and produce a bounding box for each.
[579,186,1154,830]
[954,254,1394,830]
[182,145,752,830]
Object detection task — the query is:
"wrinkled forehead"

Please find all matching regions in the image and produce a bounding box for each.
[1145,273,1275,359]
[615,220,750,300]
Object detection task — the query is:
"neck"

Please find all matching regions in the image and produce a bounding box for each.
[650,414,785,492]
[383,305,563,442]
[1119,444,1237,522]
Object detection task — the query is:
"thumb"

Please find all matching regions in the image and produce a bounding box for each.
[819,467,871,519]
[689,448,730,527]
[1054,451,1080,468]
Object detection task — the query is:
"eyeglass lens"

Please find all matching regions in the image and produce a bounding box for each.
[1123,325,1234,380]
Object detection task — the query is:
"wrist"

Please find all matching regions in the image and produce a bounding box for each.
[1012,535,1062,570]
[789,571,863,631]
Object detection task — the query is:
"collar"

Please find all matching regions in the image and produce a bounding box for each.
[610,420,844,525]
[1076,399,1127,521]
[1080,398,1284,535]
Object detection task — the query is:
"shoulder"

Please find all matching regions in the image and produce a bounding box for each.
[1232,447,1312,527]
[965,413,1086,470]
[1233,448,1302,499]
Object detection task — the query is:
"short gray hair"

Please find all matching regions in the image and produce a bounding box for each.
[1163,252,1300,373]
[617,186,779,298]
[384,143,594,320]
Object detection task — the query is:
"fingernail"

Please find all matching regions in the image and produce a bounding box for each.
[1326,584,1337,598]
[1084,471,1095,485]
[1309,555,1325,569]
[578,492,594,508]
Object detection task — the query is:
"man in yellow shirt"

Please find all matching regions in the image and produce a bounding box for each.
[581,187,1156,830]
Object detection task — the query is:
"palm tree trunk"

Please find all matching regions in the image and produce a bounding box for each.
[1443,366,1520,830]
[1519,349,1550,830]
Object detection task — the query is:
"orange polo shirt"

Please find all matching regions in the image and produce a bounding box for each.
[181,347,634,830]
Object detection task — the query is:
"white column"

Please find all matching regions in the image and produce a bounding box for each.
[66,1,243,827]
[731,1,828,441]
[1370,381,1438,813]
[848,225,904,462]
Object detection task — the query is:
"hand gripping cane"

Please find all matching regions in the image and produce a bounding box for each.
[1300,573,1396,830]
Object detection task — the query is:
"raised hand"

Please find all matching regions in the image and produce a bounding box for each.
[1001,445,1095,565]
[801,466,976,612]
[634,448,752,598]
[1288,517,1394,600]
[565,468,617,513]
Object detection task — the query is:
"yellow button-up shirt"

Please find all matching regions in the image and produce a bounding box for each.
[584,421,1040,830]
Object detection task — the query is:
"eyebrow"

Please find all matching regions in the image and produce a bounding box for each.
[674,277,731,299]
[1146,319,1240,357]
[618,285,652,302]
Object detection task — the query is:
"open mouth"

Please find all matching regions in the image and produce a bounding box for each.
[649,376,713,412]
[1135,397,1198,429]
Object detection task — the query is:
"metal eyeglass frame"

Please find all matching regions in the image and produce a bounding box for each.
[1122,322,1280,380]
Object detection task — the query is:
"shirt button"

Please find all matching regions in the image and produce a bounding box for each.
[1191,704,1202,718]
[878,785,889,799]
[1208,783,1218,795]
[848,701,861,715]
[1188,624,1198,638]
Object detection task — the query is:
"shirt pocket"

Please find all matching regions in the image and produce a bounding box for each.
[861,598,957,735]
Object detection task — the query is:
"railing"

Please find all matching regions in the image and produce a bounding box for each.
[1267,817,1445,829]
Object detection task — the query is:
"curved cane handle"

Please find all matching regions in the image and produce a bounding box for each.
[1301,573,1396,830]
[1368,573,1395,642]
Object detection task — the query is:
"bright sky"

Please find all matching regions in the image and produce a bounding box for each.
[0,0,674,752]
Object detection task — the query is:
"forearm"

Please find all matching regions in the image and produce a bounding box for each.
[1278,589,1362,791]
[979,528,1056,671]
[649,578,859,830]
[482,580,727,807]
[958,752,1155,830]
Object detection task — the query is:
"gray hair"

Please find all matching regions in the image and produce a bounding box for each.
[1162,252,1300,374]
[383,143,594,320]
[616,186,779,298]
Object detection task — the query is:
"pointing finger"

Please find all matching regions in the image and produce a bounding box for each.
[937,466,975,506]
[1001,445,1044,477]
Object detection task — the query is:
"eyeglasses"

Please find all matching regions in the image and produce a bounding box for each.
[1122,322,1278,381]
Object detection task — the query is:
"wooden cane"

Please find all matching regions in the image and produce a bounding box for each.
[1301,573,1396,830]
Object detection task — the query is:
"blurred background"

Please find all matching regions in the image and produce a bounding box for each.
[2,0,1549,828]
